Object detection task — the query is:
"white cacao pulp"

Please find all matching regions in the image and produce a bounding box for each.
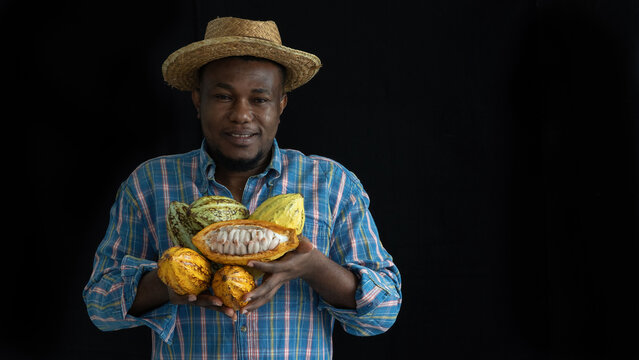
[203,225,289,255]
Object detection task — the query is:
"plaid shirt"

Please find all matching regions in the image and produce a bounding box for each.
[83,139,402,359]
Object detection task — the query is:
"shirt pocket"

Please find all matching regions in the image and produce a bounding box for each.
[302,213,331,256]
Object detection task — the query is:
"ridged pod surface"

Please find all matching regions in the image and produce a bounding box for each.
[248,193,305,235]
[166,201,201,252]
[192,219,299,265]
[211,265,256,310]
[157,247,212,295]
[188,196,249,230]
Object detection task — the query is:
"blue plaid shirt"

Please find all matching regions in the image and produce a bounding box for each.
[83,139,402,359]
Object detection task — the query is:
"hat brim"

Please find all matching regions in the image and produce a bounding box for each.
[162,36,321,92]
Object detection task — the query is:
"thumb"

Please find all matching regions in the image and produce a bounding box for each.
[295,238,314,254]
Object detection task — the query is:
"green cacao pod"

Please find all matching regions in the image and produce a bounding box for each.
[166,201,201,252]
[249,193,305,235]
[188,196,249,231]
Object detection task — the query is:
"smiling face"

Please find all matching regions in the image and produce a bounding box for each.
[192,57,288,173]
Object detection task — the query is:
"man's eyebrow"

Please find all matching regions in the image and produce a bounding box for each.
[214,82,233,90]
[213,82,271,94]
[251,88,271,94]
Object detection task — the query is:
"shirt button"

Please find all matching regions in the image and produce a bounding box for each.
[240,325,247,332]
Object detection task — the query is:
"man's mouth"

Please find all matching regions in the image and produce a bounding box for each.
[230,133,255,138]
[225,131,259,145]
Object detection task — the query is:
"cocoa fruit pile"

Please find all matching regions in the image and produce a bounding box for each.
[158,194,305,310]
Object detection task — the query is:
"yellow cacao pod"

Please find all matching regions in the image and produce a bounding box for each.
[157,246,212,295]
[192,219,299,265]
[211,265,256,310]
[249,193,305,235]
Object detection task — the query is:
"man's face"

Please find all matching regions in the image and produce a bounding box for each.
[193,57,287,172]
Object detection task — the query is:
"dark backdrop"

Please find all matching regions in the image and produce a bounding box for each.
[2,1,637,359]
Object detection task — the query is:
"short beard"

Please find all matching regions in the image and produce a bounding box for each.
[209,147,267,173]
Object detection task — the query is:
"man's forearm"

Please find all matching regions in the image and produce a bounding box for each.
[128,269,170,317]
[301,249,358,309]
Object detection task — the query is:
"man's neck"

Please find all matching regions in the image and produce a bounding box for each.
[215,171,249,202]
[206,145,274,201]
[213,158,270,202]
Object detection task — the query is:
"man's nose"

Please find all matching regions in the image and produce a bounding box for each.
[230,99,252,123]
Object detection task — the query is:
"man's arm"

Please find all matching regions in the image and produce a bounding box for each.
[243,238,358,312]
[127,269,170,317]
[299,245,358,309]
[239,163,401,335]
[82,181,179,337]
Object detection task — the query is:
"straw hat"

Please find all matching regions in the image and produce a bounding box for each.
[162,17,322,92]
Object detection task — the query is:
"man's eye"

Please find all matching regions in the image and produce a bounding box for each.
[214,94,232,101]
[253,98,269,104]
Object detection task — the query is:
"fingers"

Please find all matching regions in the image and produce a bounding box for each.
[247,259,275,273]
[295,238,314,253]
[247,251,295,273]
[247,238,314,272]
[170,290,237,321]
[191,293,238,320]
[187,293,222,307]
[239,237,316,313]
[241,277,283,313]
[241,237,315,312]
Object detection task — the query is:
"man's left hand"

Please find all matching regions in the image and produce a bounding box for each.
[241,236,315,313]
[241,235,358,313]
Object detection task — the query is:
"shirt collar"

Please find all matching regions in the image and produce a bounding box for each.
[198,138,282,183]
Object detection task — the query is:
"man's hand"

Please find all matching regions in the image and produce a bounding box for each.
[131,236,357,320]
[129,268,238,321]
[240,237,315,312]
[241,236,358,313]
[169,288,238,321]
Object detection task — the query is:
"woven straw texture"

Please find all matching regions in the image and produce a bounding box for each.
[162,17,321,92]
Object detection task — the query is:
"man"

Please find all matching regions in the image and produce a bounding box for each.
[84,17,402,359]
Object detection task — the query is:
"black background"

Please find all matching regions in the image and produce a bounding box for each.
[2,0,637,359]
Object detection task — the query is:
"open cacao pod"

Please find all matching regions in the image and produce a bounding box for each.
[192,219,299,265]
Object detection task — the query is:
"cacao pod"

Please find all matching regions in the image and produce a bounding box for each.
[192,219,299,265]
[249,193,305,235]
[157,246,212,295]
[166,201,201,252]
[211,265,256,310]
[188,196,249,231]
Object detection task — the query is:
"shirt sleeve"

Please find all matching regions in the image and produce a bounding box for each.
[317,169,402,336]
[82,180,178,343]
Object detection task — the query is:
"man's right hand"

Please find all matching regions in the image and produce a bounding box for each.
[129,269,237,321]
[169,288,237,321]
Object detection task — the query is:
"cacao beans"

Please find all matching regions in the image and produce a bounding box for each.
[249,193,305,235]
[157,246,212,296]
[211,265,256,310]
[192,219,299,265]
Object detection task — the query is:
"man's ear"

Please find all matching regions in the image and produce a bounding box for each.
[279,93,288,115]
[192,89,201,119]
